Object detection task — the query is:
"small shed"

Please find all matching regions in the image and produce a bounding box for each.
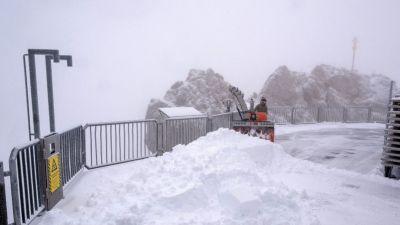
[158,107,204,119]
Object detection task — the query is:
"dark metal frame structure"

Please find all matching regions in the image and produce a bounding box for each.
[23,49,72,140]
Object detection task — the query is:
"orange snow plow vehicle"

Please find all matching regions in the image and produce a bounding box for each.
[229,86,275,142]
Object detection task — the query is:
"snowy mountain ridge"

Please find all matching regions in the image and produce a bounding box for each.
[145,65,396,119]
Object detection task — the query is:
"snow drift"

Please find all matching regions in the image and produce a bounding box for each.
[37,129,400,225]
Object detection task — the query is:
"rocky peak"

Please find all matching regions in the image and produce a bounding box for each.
[260,64,396,107]
[145,69,233,120]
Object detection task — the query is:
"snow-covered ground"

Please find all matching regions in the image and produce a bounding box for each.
[34,123,400,225]
[276,122,385,174]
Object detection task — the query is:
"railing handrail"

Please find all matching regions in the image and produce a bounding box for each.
[84,119,157,128]
[58,125,83,134]
[3,104,389,225]
[9,139,41,161]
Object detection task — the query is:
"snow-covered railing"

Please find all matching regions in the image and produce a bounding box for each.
[84,120,158,169]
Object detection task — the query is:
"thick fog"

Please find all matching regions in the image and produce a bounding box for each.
[1,0,399,162]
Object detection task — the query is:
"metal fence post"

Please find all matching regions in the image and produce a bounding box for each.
[206,117,212,133]
[367,107,372,122]
[229,113,233,129]
[0,162,7,225]
[291,107,295,124]
[317,107,321,123]
[342,107,347,122]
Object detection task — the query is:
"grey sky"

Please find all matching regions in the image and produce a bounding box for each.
[0,0,399,161]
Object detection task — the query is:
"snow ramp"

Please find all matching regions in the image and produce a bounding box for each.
[36,129,400,225]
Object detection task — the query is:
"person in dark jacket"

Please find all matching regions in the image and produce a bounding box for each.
[255,97,268,114]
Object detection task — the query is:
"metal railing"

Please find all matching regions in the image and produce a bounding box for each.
[164,117,208,152]
[59,126,85,186]
[209,113,232,132]
[84,120,158,169]
[0,105,389,225]
[0,162,7,225]
[268,107,292,124]
[268,106,386,124]
[9,140,45,225]
[293,107,318,124]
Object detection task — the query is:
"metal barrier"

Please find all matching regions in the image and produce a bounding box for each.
[371,107,387,123]
[59,126,85,186]
[345,107,370,122]
[269,107,292,124]
[1,105,389,225]
[319,107,346,122]
[0,162,7,225]
[209,113,232,132]
[164,117,208,152]
[84,120,158,169]
[293,107,318,124]
[9,140,45,225]
[267,106,387,124]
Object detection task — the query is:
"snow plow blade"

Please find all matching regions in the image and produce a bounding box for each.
[232,121,275,142]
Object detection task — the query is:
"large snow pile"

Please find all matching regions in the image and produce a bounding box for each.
[38,129,400,225]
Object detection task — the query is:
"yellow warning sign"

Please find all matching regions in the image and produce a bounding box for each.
[48,154,61,193]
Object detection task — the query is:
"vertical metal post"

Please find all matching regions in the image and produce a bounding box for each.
[0,162,7,225]
[28,54,41,139]
[23,54,33,141]
[291,107,295,124]
[45,56,56,133]
[367,107,372,122]
[388,80,394,105]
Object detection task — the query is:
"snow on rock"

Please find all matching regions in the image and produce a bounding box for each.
[259,64,397,107]
[145,69,234,120]
[37,128,400,225]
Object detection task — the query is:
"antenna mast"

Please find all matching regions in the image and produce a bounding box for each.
[351,37,358,72]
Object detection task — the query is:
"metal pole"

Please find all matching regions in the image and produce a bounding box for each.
[45,56,56,133]
[23,54,33,141]
[291,107,295,124]
[342,107,347,123]
[25,49,60,139]
[0,162,7,225]
[28,54,41,139]
[388,80,394,105]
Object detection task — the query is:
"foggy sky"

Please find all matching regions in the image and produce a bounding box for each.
[1,0,399,162]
